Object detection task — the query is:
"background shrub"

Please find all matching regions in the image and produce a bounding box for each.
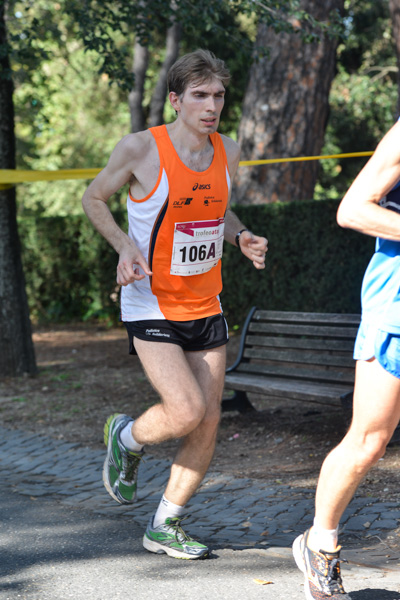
[19,207,127,323]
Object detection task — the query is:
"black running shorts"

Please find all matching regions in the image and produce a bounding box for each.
[124,314,229,354]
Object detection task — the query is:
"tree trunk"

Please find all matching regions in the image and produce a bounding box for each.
[389,0,400,118]
[148,17,181,127]
[234,0,344,204]
[129,1,181,132]
[129,40,149,133]
[0,4,36,376]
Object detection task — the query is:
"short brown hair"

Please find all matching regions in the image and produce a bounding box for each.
[168,49,230,96]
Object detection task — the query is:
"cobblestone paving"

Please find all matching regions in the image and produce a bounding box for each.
[1,426,399,549]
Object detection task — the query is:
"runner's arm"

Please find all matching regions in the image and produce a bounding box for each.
[221,135,268,270]
[82,134,153,285]
[224,210,268,270]
[337,120,400,240]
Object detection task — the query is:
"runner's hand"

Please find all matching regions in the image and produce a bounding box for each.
[239,232,268,270]
[117,244,152,285]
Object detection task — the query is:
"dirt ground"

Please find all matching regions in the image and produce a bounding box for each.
[1,323,400,504]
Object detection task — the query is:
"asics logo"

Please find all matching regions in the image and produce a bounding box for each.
[193,183,211,191]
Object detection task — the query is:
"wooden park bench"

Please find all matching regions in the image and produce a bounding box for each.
[223,307,361,413]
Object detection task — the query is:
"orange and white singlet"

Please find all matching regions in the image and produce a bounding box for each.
[121,125,231,322]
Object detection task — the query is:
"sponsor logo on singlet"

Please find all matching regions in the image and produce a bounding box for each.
[193,183,211,191]
[173,198,194,208]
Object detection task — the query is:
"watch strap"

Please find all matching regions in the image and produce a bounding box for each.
[235,228,249,248]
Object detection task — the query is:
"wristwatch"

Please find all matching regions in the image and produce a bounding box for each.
[235,228,249,248]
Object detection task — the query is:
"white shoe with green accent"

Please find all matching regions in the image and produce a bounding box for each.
[143,516,209,559]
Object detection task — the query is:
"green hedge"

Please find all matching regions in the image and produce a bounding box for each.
[221,200,375,327]
[19,208,127,323]
[18,200,375,327]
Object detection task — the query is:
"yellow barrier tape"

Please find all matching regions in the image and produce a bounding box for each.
[239,151,374,167]
[0,152,374,189]
[0,167,101,186]
[0,168,102,190]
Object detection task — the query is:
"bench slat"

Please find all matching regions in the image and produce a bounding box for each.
[235,361,355,384]
[254,310,361,326]
[245,334,355,353]
[243,347,355,369]
[224,372,352,404]
[248,322,359,339]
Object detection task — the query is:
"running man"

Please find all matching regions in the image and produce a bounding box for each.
[82,49,268,560]
[293,120,400,598]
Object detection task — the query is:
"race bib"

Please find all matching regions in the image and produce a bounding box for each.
[170,218,225,276]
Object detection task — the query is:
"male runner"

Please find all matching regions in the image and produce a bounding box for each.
[292,120,400,598]
[82,49,268,560]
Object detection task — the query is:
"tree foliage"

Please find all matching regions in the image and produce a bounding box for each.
[315,0,397,200]
[14,35,129,215]
[3,0,344,217]
[65,0,342,90]
[4,1,397,209]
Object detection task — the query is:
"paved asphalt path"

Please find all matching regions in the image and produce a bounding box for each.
[1,426,400,599]
[2,489,400,600]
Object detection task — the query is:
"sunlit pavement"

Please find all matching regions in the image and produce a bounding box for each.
[1,425,399,600]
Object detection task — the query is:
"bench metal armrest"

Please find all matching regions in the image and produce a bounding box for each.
[226,305,258,373]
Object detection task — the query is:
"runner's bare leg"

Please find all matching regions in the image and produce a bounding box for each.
[313,358,400,539]
[164,346,226,505]
[132,339,226,506]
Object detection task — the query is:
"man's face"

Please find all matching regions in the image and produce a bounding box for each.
[170,77,226,134]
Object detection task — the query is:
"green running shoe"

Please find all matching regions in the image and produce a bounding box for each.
[102,413,143,505]
[143,516,209,560]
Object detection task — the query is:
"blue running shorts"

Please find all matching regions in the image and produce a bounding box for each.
[354,321,400,379]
